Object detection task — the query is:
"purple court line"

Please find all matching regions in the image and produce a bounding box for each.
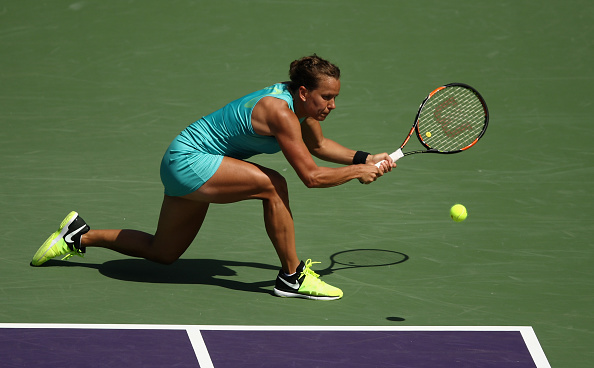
[0,324,551,368]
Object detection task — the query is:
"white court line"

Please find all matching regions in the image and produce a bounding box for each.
[0,324,550,368]
[186,327,214,368]
[520,328,552,368]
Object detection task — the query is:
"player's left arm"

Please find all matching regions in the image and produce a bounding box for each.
[301,117,394,167]
[300,117,353,164]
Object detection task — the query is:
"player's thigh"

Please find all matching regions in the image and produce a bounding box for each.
[184,156,288,204]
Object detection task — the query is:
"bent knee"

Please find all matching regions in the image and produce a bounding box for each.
[258,168,289,199]
[146,252,179,265]
[146,241,186,265]
[152,255,179,265]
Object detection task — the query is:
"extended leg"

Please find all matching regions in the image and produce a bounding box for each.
[81,195,209,264]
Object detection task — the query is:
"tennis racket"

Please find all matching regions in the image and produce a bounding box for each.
[376,83,489,167]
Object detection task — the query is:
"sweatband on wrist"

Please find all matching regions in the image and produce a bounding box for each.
[353,151,370,165]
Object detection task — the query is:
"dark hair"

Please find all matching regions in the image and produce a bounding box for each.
[288,54,340,92]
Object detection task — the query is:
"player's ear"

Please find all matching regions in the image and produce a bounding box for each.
[298,86,309,102]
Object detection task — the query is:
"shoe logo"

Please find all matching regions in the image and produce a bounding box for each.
[279,277,300,290]
[64,225,87,244]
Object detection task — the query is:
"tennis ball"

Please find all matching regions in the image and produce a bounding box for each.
[426,131,432,137]
[450,204,467,222]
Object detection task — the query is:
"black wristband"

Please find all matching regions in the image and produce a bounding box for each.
[353,151,370,165]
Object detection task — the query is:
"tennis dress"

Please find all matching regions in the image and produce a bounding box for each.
[160,82,295,196]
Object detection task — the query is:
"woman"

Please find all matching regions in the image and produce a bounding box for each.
[31,55,396,300]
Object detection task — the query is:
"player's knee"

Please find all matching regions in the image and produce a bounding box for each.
[264,170,289,200]
[146,241,184,265]
[151,253,180,265]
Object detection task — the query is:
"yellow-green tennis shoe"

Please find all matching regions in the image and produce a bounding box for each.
[273,259,343,300]
[31,211,90,266]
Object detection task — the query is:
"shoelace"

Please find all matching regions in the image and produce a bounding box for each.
[61,249,85,261]
[300,259,321,278]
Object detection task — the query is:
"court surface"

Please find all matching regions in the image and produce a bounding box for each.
[1,324,549,367]
[1,1,592,367]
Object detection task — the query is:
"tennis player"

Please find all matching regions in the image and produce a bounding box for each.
[31,54,396,300]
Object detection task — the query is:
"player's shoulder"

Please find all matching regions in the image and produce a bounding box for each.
[252,95,298,136]
[257,95,294,119]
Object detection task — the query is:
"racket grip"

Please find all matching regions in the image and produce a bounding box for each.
[374,149,404,168]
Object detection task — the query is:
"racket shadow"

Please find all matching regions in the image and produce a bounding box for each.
[316,249,409,276]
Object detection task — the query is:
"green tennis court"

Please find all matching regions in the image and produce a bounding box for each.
[1,1,591,366]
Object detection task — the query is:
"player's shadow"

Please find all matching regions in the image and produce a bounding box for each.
[45,258,279,295]
[44,248,410,296]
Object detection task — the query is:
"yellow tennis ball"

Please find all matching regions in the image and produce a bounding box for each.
[426,131,432,137]
[450,204,467,222]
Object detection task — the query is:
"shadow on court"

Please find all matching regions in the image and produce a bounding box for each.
[317,249,409,276]
[44,258,279,295]
[41,248,409,295]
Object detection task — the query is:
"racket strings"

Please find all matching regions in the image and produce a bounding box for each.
[418,86,486,152]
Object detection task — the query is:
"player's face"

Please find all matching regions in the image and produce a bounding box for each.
[303,77,340,121]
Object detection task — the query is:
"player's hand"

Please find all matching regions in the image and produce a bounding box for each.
[368,153,396,172]
[358,165,384,184]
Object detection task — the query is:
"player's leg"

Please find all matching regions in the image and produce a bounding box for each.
[81,195,209,264]
[184,157,301,274]
[32,157,292,267]
[186,156,342,300]
[184,157,341,300]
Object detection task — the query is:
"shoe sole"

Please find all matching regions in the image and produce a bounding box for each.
[273,288,342,301]
[31,211,79,266]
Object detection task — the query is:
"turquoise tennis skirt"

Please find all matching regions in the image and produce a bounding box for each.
[160,136,224,197]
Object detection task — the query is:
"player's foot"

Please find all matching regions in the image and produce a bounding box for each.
[31,211,90,266]
[273,259,343,300]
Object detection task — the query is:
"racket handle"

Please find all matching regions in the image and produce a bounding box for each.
[374,149,404,167]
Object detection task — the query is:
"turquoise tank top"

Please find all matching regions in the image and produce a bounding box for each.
[178,82,294,160]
